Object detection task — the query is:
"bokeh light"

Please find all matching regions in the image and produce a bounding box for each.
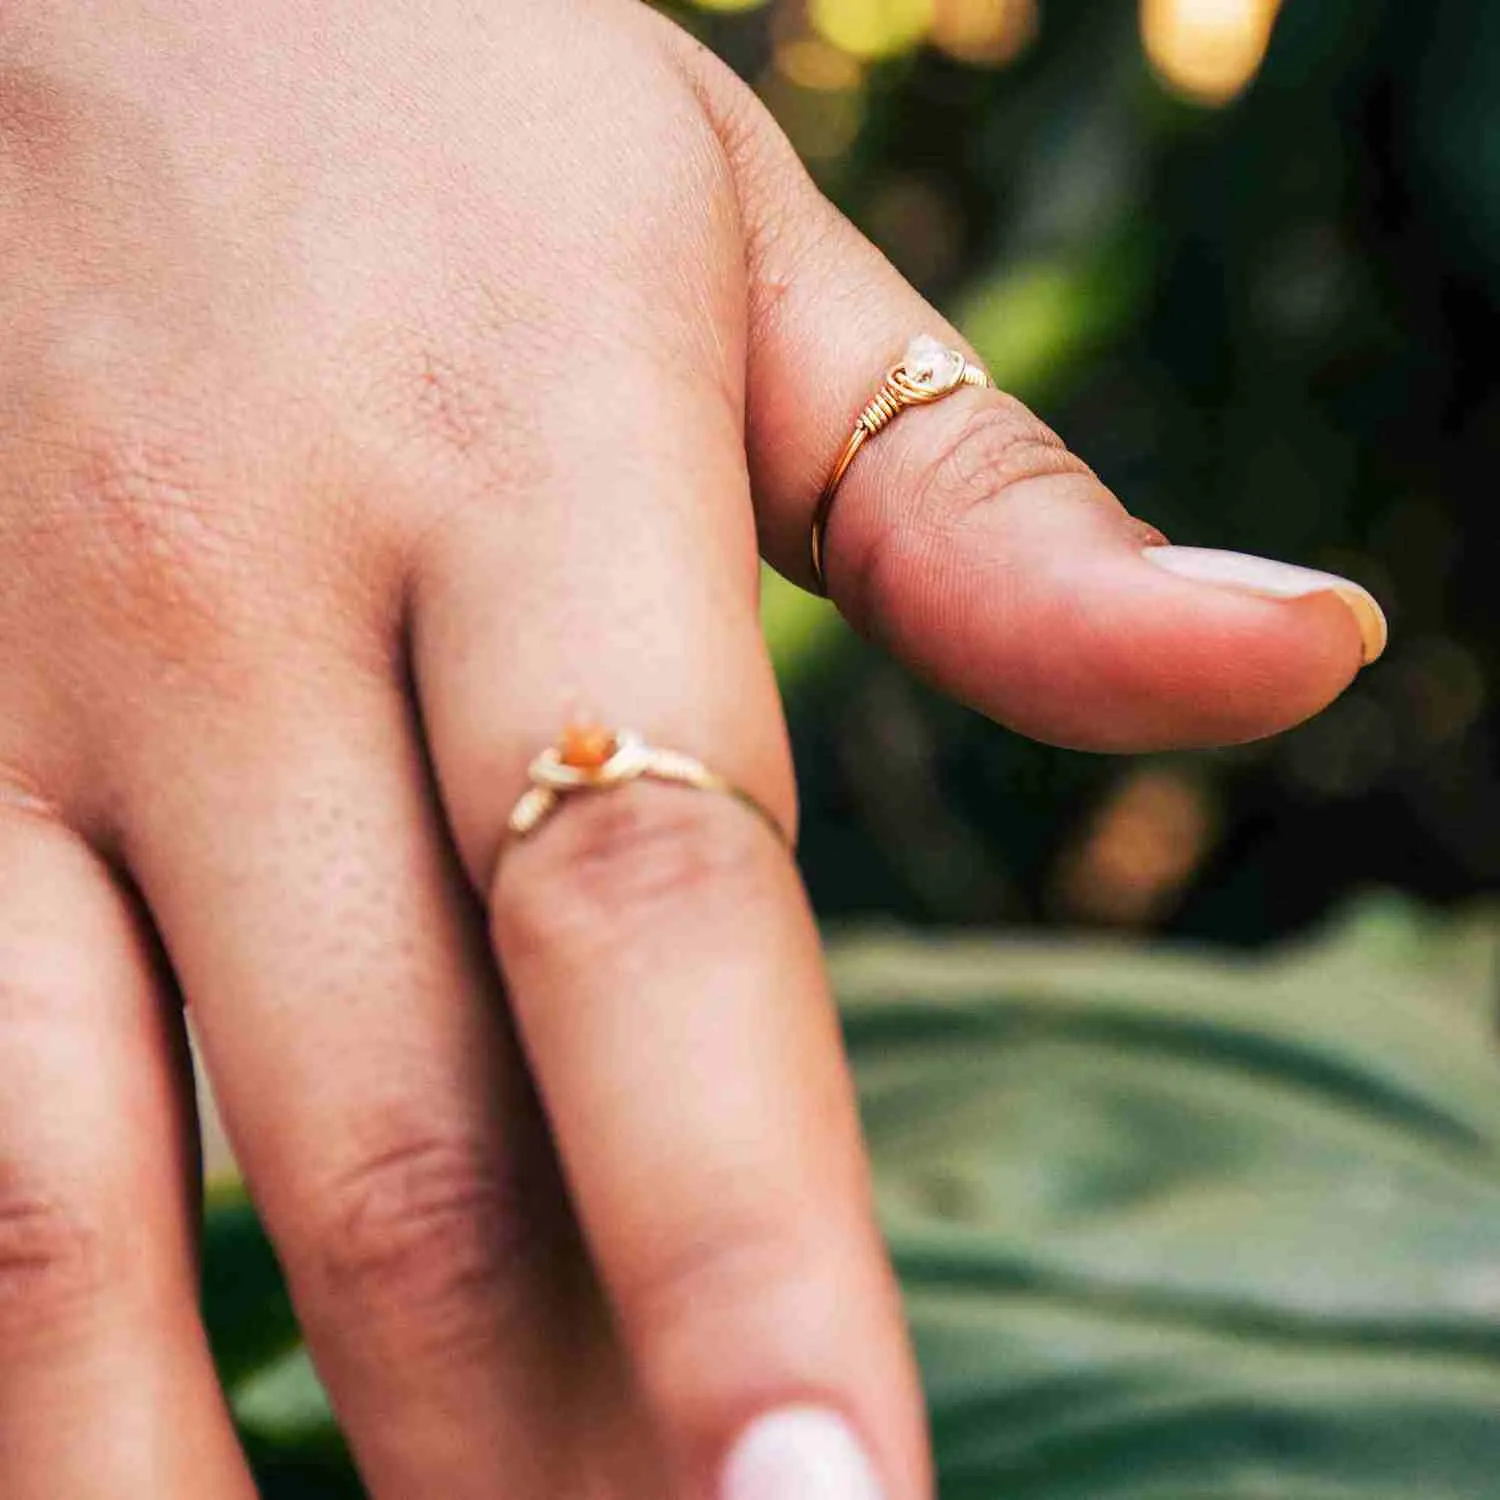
[773,34,864,93]
[758,71,868,162]
[763,32,868,163]
[809,0,935,62]
[930,0,1039,67]
[1054,767,1217,927]
[1141,0,1284,105]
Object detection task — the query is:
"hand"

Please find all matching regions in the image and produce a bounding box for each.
[0,3,1384,1496]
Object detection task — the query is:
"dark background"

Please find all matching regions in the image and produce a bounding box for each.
[661,0,1500,946]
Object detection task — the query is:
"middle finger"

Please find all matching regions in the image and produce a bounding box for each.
[409,294,928,1499]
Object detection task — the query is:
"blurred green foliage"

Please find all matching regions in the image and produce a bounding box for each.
[211,896,1500,1496]
[688,0,1500,943]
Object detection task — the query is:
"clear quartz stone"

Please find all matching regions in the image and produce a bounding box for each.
[902,334,965,393]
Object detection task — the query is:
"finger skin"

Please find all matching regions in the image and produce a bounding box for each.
[0,804,254,1500]
[493,785,924,1500]
[668,35,1375,752]
[117,678,628,1500]
[409,152,930,1493]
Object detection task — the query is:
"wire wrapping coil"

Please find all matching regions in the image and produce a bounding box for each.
[809,349,995,593]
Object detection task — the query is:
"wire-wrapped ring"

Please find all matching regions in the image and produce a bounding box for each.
[506,727,789,848]
[810,335,994,594]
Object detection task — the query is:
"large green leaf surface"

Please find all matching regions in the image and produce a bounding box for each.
[208,897,1500,1496]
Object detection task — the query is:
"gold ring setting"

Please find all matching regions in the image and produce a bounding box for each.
[506,726,788,847]
[810,334,995,593]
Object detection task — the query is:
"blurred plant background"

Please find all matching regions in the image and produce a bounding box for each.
[652,0,1499,945]
[205,1,1500,1493]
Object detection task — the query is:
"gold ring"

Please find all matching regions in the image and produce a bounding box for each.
[810,334,995,594]
[506,726,789,847]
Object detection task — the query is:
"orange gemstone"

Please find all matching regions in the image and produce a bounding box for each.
[558,725,618,770]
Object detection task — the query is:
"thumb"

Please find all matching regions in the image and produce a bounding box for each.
[684,44,1385,752]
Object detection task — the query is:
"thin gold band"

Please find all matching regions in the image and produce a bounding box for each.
[810,340,994,594]
[506,729,788,848]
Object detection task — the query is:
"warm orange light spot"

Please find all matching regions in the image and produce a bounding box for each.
[559,725,618,770]
[931,0,1038,68]
[1053,766,1216,927]
[1141,0,1283,106]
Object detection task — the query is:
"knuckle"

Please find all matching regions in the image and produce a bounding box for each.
[615,1208,809,1371]
[0,950,134,1349]
[915,399,1088,524]
[843,399,1091,620]
[0,1184,107,1348]
[308,1129,550,1358]
[346,316,537,557]
[13,406,256,656]
[59,417,238,583]
[350,311,505,467]
[384,338,494,463]
[493,786,769,962]
[7,399,393,684]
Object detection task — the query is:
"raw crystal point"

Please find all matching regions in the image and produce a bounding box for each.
[902,334,966,394]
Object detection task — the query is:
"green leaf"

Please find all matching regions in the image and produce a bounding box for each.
[838,894,1500,1496]
[203,895,1500,1495]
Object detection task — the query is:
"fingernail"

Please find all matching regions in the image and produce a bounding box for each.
[721,1408,885,1500]
[1143,544,1388,665]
